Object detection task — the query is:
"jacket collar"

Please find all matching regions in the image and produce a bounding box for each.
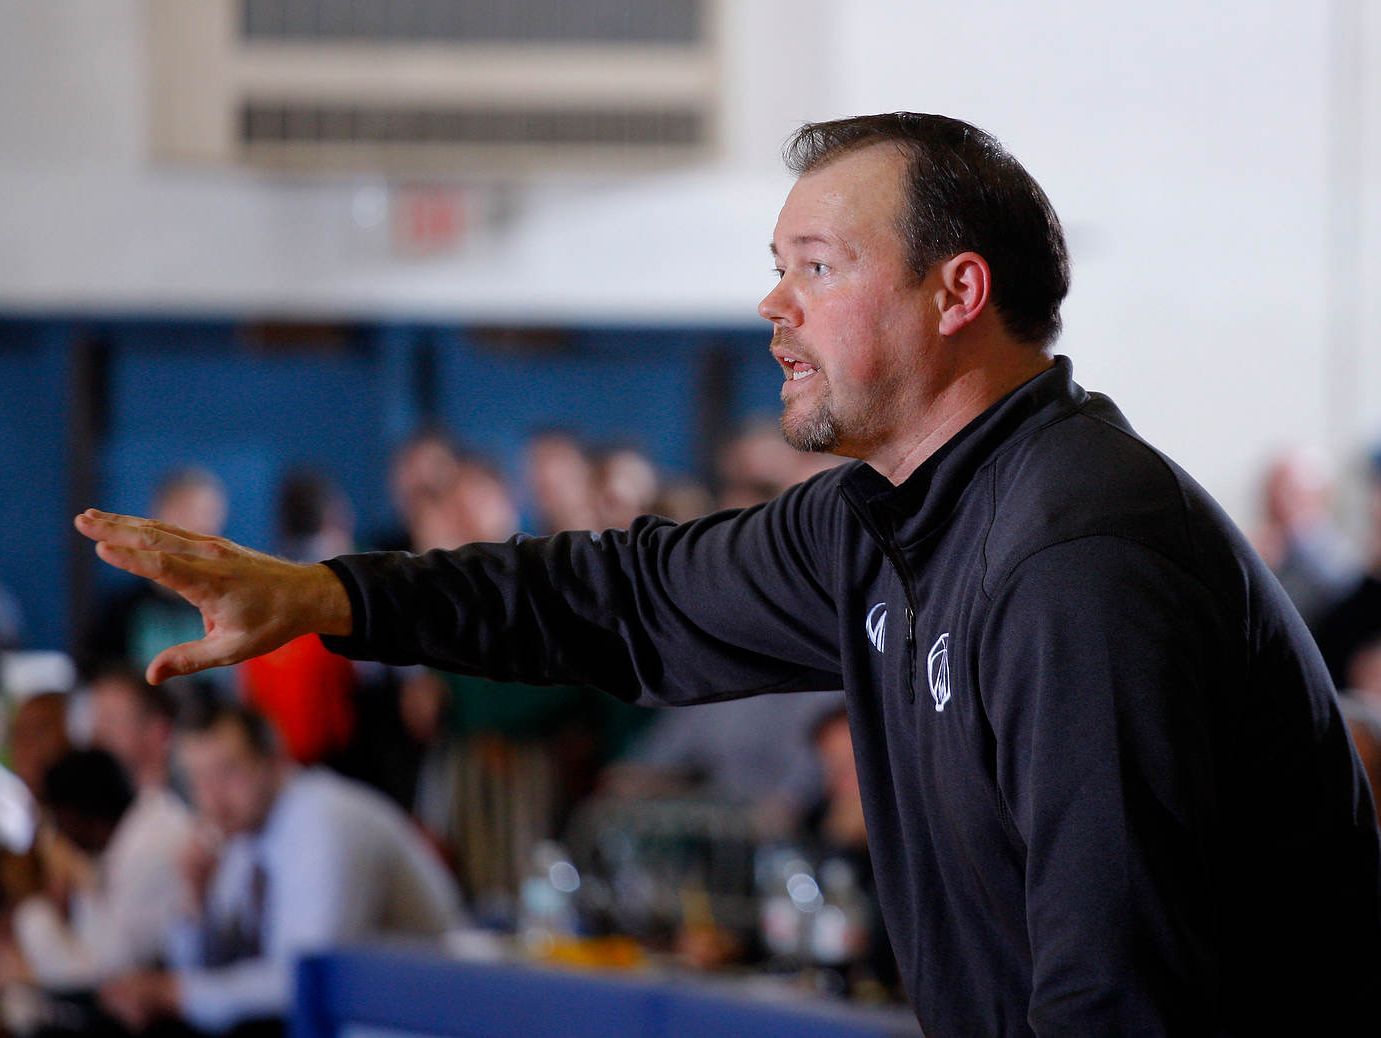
[839,355,1088,545]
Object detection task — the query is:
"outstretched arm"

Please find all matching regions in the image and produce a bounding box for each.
[73,509,351,685]
[319,495,845,705]
[77,468,846,703]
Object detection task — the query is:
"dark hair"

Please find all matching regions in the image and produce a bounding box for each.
[784,113,1070,345]
[277,468,345,539]
[395,424,504,480]
[90,663,178,723]
[178,699,279,758]
[42,748,135,824]
[397,422,464,463]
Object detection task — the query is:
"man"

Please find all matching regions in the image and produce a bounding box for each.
[523,429,601,535]
[76,113,1381,1033]
[88,665,181,795]
[9,748,189,992]
[602,690,843,833]
[1317,450,1381,688]
[1250,447,1358,630]
[7,691,70,795]
[99,703,462,1035]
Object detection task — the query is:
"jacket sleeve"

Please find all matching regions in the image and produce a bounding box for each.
[320,477,846,706]
[977,535,1226,1035]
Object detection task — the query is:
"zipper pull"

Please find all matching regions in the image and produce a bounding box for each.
[905,604,916,702]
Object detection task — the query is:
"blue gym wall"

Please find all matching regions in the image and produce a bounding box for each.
[0,318,778,654]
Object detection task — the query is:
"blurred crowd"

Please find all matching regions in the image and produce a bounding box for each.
[0,421,887,1037]
[1249,447,1381,807]
[3,428,1381,1035]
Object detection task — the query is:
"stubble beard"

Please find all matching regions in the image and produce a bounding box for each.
[780,383,840,453]
[772,328,839,453]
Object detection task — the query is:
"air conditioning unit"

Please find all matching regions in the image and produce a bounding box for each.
[147,0,722,178]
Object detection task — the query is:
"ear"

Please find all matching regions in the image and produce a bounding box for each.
[934,252,991,336]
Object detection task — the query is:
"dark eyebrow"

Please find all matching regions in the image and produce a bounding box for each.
[768,234,858,260]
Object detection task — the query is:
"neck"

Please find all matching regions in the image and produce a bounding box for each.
[136,762,169,792]
[867,346,1054,485]
[261,762,294,824]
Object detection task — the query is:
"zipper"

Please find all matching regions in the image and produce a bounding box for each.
[840,486,920,703]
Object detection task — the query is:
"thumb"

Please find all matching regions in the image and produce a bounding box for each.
[146,637,232,686]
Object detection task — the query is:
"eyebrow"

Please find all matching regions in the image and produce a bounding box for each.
[768,234,859,259]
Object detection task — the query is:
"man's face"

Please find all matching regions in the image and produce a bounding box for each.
[177,721,278,836]
[759,144,934,459]
[157,485,227,538]
[89,680,145,775]
[391,441,462,531]
[9,695,69,794]
[90,680,171,784]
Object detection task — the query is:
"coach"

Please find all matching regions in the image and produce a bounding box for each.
[77,113,1381,1034]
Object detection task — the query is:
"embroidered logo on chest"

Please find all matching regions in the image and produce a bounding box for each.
[865,602,887,653]
[927,632,951,712]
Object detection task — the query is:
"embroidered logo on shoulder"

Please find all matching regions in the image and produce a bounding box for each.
[927,633,951,712]
[865,602,887,653]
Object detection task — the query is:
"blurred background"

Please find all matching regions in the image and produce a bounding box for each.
[2,2,1381,1035]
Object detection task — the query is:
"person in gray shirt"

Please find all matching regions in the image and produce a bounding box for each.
[99,703,463,1035]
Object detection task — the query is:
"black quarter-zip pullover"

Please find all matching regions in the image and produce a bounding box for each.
[323,357,1381,1034]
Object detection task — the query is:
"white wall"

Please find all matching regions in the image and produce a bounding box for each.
[1,0,1377,523]
[829,0,1355,528]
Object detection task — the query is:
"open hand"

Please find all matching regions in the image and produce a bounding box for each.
[74,509,351,685]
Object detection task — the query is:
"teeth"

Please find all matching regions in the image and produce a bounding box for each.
[791,368,816,381]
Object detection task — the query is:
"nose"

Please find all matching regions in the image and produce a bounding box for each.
[758,277,802,328]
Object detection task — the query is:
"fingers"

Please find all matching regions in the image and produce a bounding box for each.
[148,637,233,685]
[75,510,221,554]
[94,542,207,595]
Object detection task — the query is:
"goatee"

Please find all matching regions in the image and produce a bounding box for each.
[781,390,839,453]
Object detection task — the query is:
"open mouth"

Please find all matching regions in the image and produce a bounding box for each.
[778,355,819,383]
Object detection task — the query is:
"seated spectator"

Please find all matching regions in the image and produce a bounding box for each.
[715,419,844,512]
[1250,448,1358,629]
[377,426,474,552]
[87,666,179,795]
[9,692,71,797]
[273,469,354,564]
[1317,451,1381,686]
[99,703,462,1036]
[400,457,620,918]
[603,691,844,836]
[716,419,802,509]
[410,454,518,553]
[0,692,70,937]
[9,748,190,991]
[652,479,715,524]
[1340,698,1381,830]
[1348,637,1381,703]
[594,447,659,530]
[523,430,600,534]
[800,706,898,998]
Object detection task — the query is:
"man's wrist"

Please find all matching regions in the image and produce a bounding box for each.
[308,562,353,638]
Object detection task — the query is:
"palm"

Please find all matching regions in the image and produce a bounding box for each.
[73,509,342,684]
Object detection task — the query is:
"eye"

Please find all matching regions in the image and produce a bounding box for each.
[770,267,785,280]
[810,262,830,276]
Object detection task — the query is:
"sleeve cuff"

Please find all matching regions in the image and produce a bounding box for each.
[317,556,371,659]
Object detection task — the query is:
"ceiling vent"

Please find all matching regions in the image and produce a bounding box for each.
[147,0,721,177]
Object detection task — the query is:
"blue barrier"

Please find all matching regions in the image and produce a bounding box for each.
[292,946,922,1038]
